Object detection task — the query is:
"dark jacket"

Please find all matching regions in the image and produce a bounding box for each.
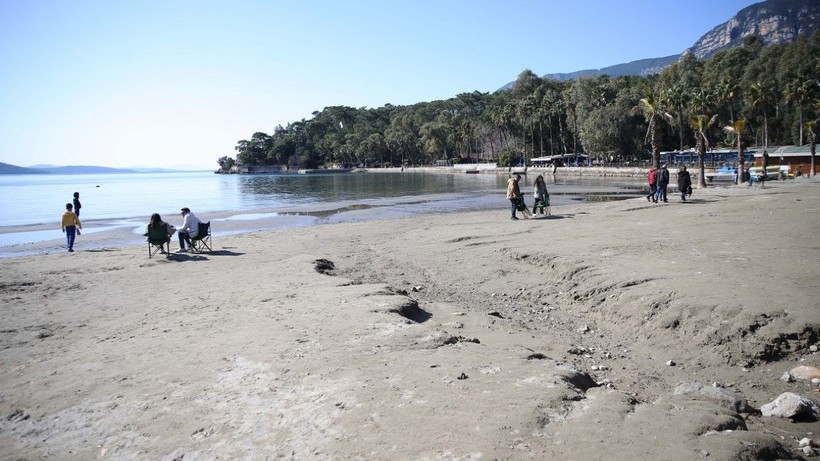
[677,170,691,192]
[657,167,670,185]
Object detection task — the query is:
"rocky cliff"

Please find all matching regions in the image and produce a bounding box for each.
[514,0,819,85]
[687,0,820,59]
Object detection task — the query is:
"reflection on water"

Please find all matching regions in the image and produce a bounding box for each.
[236,172,505,204]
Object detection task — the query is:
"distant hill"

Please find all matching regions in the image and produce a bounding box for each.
[528,55,679,84]
[0,162,48,174]
[1,163,142,174]
[28,165,139,174]
[502,0,818,86]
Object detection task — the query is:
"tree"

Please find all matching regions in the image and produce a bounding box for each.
[664,85,688,151]
[633,89,673,168]
[235,132,271,166]
[784,78,812,145]
[746,81,774,148]
[806,120,816,177]
[689,114,717,188]
[419,120,448,160]
[716,77,740,123]
[690,88,713,115]
[723,119,747,185]
[217,156,235,172]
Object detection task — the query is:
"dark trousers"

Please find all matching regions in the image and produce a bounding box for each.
[178,231,193,249]
[647,184,657,201]
[65,226,76,249]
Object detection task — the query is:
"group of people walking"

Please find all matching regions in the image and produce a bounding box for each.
[505,164,694,222]
[506,174,550,220]
[646,164,691,203]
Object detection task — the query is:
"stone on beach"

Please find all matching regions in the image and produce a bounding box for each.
[760,392,820,420]
[673,382,752,413]
[789,365,820,381]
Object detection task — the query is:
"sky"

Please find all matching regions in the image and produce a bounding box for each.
[0,0,757,170]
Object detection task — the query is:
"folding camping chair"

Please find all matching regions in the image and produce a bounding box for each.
[146,223,172,258]
[532,194,551,217]
[189,221,212,253]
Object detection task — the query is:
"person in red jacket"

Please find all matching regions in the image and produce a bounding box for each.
[647,166,657,203]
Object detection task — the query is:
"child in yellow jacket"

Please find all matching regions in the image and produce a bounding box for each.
[61,203,82,252]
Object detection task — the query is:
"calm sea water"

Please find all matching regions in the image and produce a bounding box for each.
[0,171,646,252]
[2,171,515,227]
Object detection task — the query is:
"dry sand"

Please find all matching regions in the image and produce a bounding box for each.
[1,178,819,460]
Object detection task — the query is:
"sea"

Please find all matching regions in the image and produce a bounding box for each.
[0,171,647,254]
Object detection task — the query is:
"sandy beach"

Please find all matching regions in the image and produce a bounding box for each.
[1,178,819,460]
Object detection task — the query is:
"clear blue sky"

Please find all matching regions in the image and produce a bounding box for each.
[0,0,756,170]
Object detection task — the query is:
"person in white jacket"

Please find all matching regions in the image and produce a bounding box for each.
[176,207,201,252]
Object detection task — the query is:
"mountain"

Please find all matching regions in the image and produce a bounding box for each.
[1,163,141,174]
[540,55,680,82]
[506,0,818,84]
[30,165,139,174]
[0,162,48,174]
[687,0,820,59]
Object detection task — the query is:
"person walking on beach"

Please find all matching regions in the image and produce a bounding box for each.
[677,165,692,202]
[506,174,523,220]
[533,174,549,215]
[176,207,201,252]
[61,203,82,252]
[655,164,670,203]
[647,165,658,203]
[72,192,82,217]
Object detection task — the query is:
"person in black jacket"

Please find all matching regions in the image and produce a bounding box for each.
[655,164,670,203]
[72,192,82,217]
[677,166,692,202]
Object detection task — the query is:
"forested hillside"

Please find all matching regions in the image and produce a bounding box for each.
[223,32,818,172]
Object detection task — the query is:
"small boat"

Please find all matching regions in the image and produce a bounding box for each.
[465,169,479,174]
[704,167,737,182]
[748,165,787,181]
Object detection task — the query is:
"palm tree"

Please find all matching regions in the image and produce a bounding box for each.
[633,89,673,168]
[805,120,816,177]
[690,88,713,115]
[746,81,773,149]
[723,119,747,185]
[784,78,811,146]
[690,114,718,188]
[717,77,739,123]
[562,87,578,157]
[664,85,688,151]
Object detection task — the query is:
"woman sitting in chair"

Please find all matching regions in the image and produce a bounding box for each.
[144,213,176,253]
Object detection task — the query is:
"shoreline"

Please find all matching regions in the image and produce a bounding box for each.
[1,177,818,459]
[0,175,656,258]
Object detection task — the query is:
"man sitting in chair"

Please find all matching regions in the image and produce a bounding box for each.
[145,213,176,255]
[176,207,201,253]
